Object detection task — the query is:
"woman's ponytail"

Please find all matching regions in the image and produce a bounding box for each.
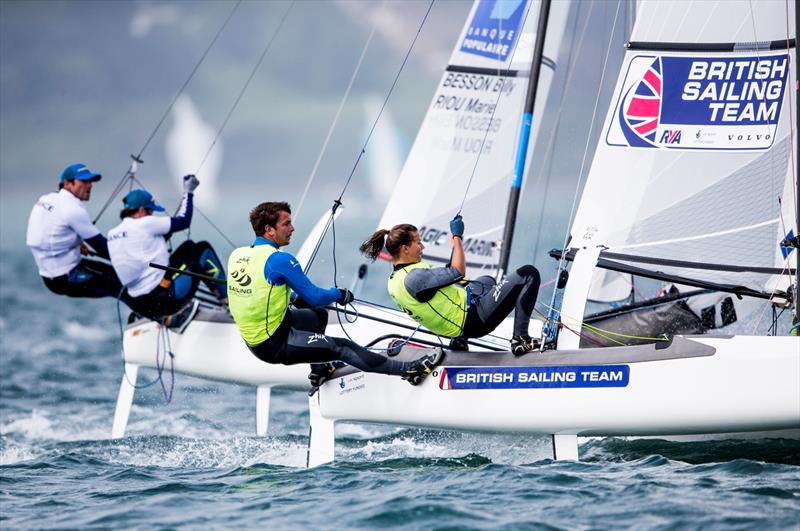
[359,229,390,262]
[360,224,419,261]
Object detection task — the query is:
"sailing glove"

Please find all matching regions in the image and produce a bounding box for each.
[450,214,464,238]
[337,288,355,306]
[183,174,200,194]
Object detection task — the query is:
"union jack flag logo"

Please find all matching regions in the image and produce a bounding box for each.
[438,368,452,390]
[618,57,662,147]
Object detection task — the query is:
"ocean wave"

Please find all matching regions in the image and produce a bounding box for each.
[60,320,116,342]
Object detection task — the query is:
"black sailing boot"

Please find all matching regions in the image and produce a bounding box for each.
[402,348,445,386]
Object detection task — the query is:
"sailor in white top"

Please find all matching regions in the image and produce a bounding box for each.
[26,163,131,303]
[107,175,227,325]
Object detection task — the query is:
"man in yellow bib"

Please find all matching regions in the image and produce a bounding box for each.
[227,201,443,387]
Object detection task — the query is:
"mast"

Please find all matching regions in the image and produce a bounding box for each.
[497,0,551,275]
[795,2,799,320]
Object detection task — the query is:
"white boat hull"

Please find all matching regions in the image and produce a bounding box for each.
[112,306,309,438]
[309,335,800,464]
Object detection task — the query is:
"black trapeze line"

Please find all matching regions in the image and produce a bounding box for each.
[626,38,795,52]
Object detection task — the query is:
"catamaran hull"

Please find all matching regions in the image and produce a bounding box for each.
[315,335,800,437]
[112,307,309,438]
[122,312,308,388]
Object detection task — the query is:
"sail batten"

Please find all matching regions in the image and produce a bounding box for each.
[627,38,796,52]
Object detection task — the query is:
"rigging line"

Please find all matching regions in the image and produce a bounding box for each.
[784,0,798,223]
[531,0,595,255]
[304,0,435,275]
[129,174,236,249]
[456,1,535,214]
[556,0,623,274]
[93,1,242,225]
[747,0,786,245]
[303,205,337,274]
[534,305,607,347]
[334,0,435,204]
[195,208,238,249]
[94,167,136,224]
[537,301,668,344]
[294,0,384,222]
[194,0,295,177]
[140,0,243,161]
[125,0,296,250]
[751,253,796,333]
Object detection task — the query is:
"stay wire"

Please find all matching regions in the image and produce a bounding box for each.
[194,0,295,178]
[116,289,168,391]
[304,0,435,276]
[335,0,435,205]
[140,0,242,163]
[294,0,384,222]
[555,0,622,274]
[174,0,295,250]
[530,1,594,255]
[456,0,534,214]
[93,0,242,225]
[327,210,424,353]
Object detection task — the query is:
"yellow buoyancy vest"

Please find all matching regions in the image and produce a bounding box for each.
[387,261,467,338]
[227,244,289,346]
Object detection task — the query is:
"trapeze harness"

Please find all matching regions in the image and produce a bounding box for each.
[388,261,468,338]
[227,244,290,347]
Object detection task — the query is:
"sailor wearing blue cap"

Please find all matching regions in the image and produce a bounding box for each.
[26,163,132,303]
[107,175,227,329]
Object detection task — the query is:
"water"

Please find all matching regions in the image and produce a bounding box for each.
[2,248,799,529]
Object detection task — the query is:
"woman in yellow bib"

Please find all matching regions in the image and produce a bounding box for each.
[360,215,541,355]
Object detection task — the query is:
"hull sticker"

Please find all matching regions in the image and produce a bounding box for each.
[438,365,630,390]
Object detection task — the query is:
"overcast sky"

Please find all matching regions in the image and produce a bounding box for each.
[0,0,631,295]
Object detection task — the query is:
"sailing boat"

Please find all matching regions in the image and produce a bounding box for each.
[306,0,800,465]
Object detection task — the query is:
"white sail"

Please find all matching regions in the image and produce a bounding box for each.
[165,94,222,210]
[377,0,568,277]
[566,0,797,319]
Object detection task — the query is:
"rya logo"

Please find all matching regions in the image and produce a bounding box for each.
[659,129,682,144]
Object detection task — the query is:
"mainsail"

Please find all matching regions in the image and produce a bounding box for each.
[377,0,568,277]
[564,0,797,330]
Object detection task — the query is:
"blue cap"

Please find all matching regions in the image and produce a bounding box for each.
[59,163,102,183]
[123,189,165,212]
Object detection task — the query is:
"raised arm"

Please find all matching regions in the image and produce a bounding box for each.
[449,214,465,276]
[169,175,199,233]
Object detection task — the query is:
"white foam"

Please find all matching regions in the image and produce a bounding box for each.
[335,422,401,440]
[96,436,307,469]
[341,431,554,464]
[2,409,111,442]
[0,440,42,465]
